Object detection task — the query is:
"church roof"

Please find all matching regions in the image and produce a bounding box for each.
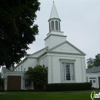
[29,47,48,58]
[86,66,100,73]
[49,1,59,19]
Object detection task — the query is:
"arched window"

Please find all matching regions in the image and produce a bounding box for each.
[55,21,58,30]
[51,21,54,31]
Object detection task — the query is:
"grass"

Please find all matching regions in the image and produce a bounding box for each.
[0,90,99,100]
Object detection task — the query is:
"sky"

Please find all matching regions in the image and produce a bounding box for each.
[27,0,100,63]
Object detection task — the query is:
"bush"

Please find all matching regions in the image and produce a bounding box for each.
[25,65,48,91]
[5,89,34,92]
[46,82,92,91]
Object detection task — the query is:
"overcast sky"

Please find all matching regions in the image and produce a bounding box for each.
[27,0,100,63]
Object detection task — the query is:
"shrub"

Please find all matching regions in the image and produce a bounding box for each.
[25,65,48,90]
[46,82,92,91]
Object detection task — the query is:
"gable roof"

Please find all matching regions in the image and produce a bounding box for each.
[15,57,28,68]
[15,47,48,69]
[48,41,86,56]
[28,47,48,58]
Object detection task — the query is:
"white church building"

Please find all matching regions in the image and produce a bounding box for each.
[3,2,87,90]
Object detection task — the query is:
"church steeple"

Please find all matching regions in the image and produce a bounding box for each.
[44,2,66,49]
[48,2,61,32]
[49,1,59,19]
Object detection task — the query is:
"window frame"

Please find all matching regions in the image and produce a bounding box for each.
[60,59,75,83]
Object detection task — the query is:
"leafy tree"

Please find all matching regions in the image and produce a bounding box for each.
[87,58,94,69]
[25,65,48,89]
[87,54,100,68]
[0,0,40,69]
[94,54,100,67]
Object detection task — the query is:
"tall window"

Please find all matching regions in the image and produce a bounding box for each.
[49,22,51,32]
[51,21,54,31]
[66,64,70,80]
[59,22,60,31]
[62,63,74,81]
[55,21,58,30]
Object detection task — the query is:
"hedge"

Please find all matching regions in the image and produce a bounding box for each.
[46,82,92,91]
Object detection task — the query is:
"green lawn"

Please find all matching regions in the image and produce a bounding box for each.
[0,90,99,100]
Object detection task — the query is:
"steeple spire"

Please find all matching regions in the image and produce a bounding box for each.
[44,2,66,49]
[48,2,61,32]
[49,1,59,19]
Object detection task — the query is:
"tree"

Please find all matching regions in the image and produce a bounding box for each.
[94,54,100,67]
[87,54,100,69]
[25,65,48,90]
[0,0,40,69]
[87,58,94,69]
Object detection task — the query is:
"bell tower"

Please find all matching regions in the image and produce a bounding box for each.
[49,1,61,32]
[44,2,67,49]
